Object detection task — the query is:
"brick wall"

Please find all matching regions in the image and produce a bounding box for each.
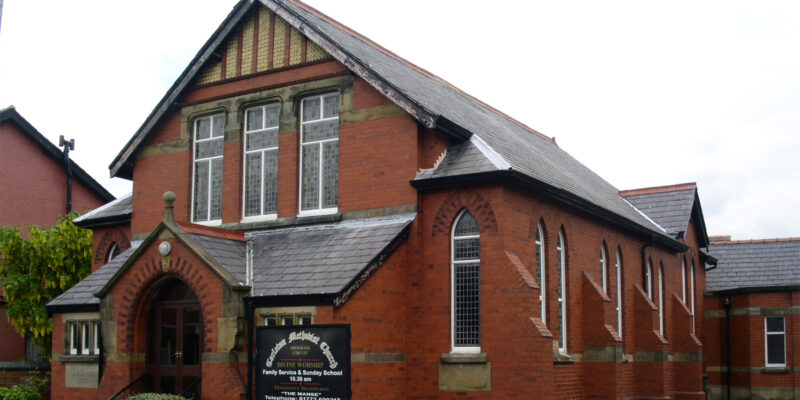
[89,225,131,272]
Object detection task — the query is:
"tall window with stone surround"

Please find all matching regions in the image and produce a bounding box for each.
[557,230,567,353]
[192,114,225,223]
[243,103,280,219]
[299,93,339,215]
[536,224,546,323]
[451,210,481,353]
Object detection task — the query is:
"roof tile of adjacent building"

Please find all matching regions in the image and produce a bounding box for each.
[706,238,800,293]
[620,182,709,247]
[107,0,685,250]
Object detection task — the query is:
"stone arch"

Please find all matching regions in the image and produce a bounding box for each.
[432,192,497,237]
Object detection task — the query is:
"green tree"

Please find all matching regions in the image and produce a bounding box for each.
[0,212,92,354]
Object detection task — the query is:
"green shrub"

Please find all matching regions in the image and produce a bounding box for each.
[126,394,190,400]
[0,384,40,400]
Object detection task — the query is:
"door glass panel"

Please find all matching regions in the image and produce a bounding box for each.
[183,308,200,366]
[160,309,177,366]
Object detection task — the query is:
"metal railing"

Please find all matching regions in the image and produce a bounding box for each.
[178,378,201,400]
[106,374,151,400]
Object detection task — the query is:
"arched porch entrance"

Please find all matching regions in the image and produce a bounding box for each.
[146,278,202,396]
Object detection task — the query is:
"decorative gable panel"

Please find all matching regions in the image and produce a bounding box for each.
[196,6,331,86]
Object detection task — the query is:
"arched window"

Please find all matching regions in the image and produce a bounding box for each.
[658,264,665,337]
[536,224,546,323]
[615,250,623,338]
[681,259,687,303]
[645,260,653,300]
[557,230,567,353]
[107,243,121,263]
[451,210,481,353]
[600,245,608,293]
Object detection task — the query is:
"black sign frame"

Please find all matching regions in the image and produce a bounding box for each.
[255,324,351,400]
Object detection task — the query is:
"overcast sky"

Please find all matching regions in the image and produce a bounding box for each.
[1,0,798,240]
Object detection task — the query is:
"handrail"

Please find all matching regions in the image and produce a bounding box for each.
[178,378,201,399]
[106,374,148,400]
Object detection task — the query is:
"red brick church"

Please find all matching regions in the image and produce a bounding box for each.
[46,1,713,398]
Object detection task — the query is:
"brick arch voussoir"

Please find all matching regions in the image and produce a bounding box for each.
[432,192,498,237]
[121,255,219,354]
[94,229,131,265]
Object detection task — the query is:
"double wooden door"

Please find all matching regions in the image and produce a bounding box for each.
[149,302,201,394]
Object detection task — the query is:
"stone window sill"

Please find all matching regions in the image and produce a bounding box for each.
[59,355,99,363]
[761,366,789,374]
[441,352,487,364]
[553,351,575,364]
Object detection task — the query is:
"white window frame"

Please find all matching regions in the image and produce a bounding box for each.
[242,103,281,222]
[191,113,225,225]
[615,251,623,338]
[600,245,608,293]
[298,93,339,217]
[81,322,91,355]
[451,210,481,354]
[93,322,100,355]
[69,323,78,355]
[557,231,567,353]
[658,265,664,337]
[764,316,786,367]
[536,224,546,324]
[107,243,120,263]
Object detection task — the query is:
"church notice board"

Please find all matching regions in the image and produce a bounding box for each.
[256,324,351,400]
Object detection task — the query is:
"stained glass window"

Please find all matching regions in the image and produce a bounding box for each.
[244,104,280,218]
[300,93,339,213]
[452,211,480,351]
[193,114,225,222]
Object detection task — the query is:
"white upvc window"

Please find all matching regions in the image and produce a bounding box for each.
[615,251,623,338]
[600,245,608,293]
[299,93,339,216]
[451,210,481,353]
[557,231,567,353]
[81,322,90,355]
[242,104,280,221]
[192,114,225,223]
[93,322,100,355]
[536,224,546,324]
[69,323,79,355]
[658,266,664,337]
[645,260,653,300]
[765,316,786,367]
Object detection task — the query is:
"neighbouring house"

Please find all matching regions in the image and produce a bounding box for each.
[0,106,114,386]
[45,1,712,399]
[704,236,799,400]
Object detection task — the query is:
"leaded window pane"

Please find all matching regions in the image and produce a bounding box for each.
[212,115,225,137]
[262,150,278,214]
[264,104,280,127]
[323,94,339,118]
[454,238,480,260]
[246,130,278,151]
[322,141,338,208]
[196,118,210,140]
[209,158,223,220]
[301,144,320,210]
[193,161,209,221]
[195,139,224,158]
[302,120,338,142]
[535,230,543,288]
[454,212,479,236]
[454,261,480,346]
[246,108,263,131]
[303,97,321,121]
[244,152,262,217]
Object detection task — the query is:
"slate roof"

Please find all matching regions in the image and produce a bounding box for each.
[108,0,683,250]
[74,193,132,228]
[248,213,415,296]
[46,242,141,310]
[189,234,247,284]
[0,106,114,203]
[706,239,800,292]
[621,187,695,237]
